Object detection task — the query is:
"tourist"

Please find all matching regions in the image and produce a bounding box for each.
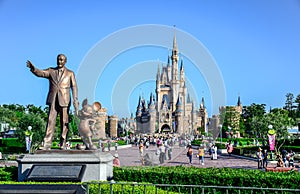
[276,154,284,167]
[98,139,102,150]
[262,149,268,168]
[115,142,118,151]
[281,149,288,167]
[101,143,105,152]
[113,153,120,167]
[159,143,166,164]
[187,145,193,164]
[198,145,205,165]
[256,147,263,169]
[107,140,111,151]
[226,141,233,156]
[211,144,218,160]
[139,140,144,156]
[287,150,295,167]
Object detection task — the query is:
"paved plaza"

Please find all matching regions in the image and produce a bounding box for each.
[111,144,282,170]
[1,144,297,171]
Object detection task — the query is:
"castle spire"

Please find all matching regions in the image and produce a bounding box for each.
[176,95,182,112]
[137,95,142,109]
[173,30,178,52]
[200,97,205,109]
[171,26,179,82]
[156,63,161,81]
[180,59,184,71]
[149,92,155,106]
[237,95,241,106]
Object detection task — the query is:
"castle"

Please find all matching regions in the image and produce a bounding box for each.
[135,35,208,135]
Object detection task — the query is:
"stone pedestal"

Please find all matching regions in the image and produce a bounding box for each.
[17,150,114,182]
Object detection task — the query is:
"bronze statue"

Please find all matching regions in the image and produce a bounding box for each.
[77,99,98,150]
[26,54,79,150]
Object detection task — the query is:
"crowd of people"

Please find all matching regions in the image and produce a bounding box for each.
[94,135,298,170]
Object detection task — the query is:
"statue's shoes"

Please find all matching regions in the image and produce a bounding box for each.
[39,146,51,150]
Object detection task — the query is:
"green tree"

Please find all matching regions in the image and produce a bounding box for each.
[294,94,300,118]
[219,106,241,138]
[263,108,293,154]
[15,113,46,152]
[283,93,297,122]
[0,106,17,130]
[242,103,266,137]
[248,116,266,138]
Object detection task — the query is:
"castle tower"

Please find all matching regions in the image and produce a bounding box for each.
[135,34,209,135]
[148,93,156,134]
[175,96,184,134]
[108,115,118,138]
[199,97,208,133]
[171,33,179,112]
[191,101,197,133]
[136,96,142,117]
[93,107,107,139]
[167,56,171,82]
[236,95,242,114]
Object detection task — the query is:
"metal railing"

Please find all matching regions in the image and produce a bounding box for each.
[83,182,300,194]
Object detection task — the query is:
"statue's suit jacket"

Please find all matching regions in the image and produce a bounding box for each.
[31,66,78,107]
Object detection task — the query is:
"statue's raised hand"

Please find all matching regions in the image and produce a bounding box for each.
[26,60,34,69]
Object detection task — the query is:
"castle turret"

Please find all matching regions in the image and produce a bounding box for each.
[180,60,185,88]
[148,93,156,134]
[171,33,180,112]
[175,96,183,134]
[236,95,242,114]
[108,115,118,138]
[136,95,142,117]
[167,55,171,82]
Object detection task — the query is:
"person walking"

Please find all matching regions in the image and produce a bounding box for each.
[211,144,218,160]
[226,141,233,156]
[139,140,145,165]
[115,142,118,151]
[287,150,295,167]
[198,145,205,165]
[262,149,268,168]
[256,147,263,169]
[187,145,193,164]
[113,153,121,167]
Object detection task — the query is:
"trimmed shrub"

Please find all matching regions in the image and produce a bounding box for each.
[88,182,178,194]
[0,166,17,181]
[114,166,300,191]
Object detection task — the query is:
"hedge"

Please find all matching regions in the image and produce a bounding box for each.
[113,166,300,192]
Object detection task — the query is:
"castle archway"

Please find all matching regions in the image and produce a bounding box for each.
[161,124,171,133]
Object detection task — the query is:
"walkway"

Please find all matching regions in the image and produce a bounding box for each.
[112,144,285,170]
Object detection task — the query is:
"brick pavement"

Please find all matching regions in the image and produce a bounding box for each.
[1,145,296,171]
[110,144,281,170]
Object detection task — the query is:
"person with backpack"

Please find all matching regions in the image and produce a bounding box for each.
[187,145,193,164]
[287,150,295,167]
[198,145,205,165]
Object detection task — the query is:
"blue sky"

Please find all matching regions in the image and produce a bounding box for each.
[1,0,300,118]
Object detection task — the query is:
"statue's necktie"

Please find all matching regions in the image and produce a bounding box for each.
[58,69,62,80]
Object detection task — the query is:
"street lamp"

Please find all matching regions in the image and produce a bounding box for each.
[125,118,129,145]
[26,126,32,153]
[268,125,273,130]
[219,124,222,144]
[268,124,273,159]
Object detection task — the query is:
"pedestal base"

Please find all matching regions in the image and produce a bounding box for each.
[17,150,114,182]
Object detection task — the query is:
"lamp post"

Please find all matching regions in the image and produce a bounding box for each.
[228,126,232,138]
[125,118,128,145]
[26,126,32,153]
[219,124,222,144]
[268,124,273,159]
